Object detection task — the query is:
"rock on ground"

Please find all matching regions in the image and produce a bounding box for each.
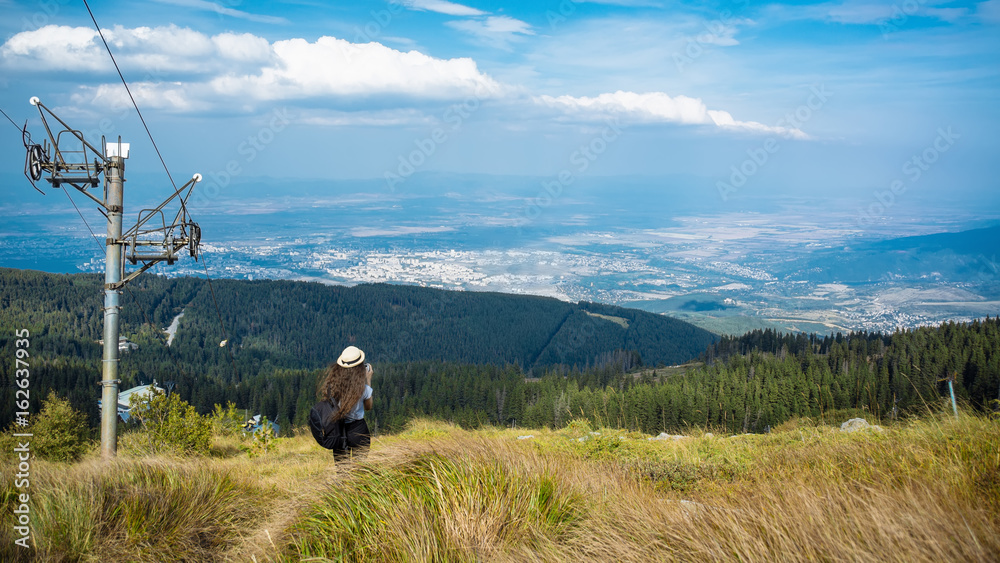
[649,432,688,441]
[840,418,883,432]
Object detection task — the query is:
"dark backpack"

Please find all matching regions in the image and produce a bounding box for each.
[308,400,348,450]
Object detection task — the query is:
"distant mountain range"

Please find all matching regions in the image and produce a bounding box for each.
[786,225,1000,284]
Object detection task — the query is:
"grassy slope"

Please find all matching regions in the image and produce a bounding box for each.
[2,414,999,562]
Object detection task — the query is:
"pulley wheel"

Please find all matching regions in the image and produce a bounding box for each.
[28,145,44,181]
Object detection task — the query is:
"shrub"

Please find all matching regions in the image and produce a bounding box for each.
[210,401,245,437]
[564,418,594,434]
[128,390,211,455]
[31,391,92,462]
[243,415,277,459]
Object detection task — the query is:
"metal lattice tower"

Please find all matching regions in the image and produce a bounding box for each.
[22,96,202,458]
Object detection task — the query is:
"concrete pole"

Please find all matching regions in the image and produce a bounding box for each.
[100,154,125,458]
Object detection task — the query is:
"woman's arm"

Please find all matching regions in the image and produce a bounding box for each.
[364,363,374,411]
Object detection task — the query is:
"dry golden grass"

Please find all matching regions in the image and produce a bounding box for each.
[2,414,998,562]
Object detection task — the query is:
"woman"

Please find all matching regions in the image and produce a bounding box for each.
[312,345,373,459]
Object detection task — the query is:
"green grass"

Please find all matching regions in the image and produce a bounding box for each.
[291,445,582,561]
[583,311,630,329]
[1,414,998,562]
[1,456,272,562]
[631,361,704,380]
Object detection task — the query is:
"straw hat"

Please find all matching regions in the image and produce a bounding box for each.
[337,346,365,368]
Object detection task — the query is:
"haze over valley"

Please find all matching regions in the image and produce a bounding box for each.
[4,172,997,336]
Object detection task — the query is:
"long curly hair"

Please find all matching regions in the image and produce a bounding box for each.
[319,362,368,422]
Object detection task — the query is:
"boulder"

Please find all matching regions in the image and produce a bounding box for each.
[840,418,883,433]
[649,432,688,441]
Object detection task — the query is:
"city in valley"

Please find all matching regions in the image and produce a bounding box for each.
[5,175,996,336]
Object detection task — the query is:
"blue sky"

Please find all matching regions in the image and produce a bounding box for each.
[0,0,998,209]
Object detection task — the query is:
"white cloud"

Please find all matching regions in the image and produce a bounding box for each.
[5,24,796,142]
[823,3,896,24]
[298,109,436,128]
[446,15,534,48]
[4,26,502,113]
[400,0,485,16]
[208,36,502,101]
[151,0,289,24]
[211,32,273,62]
[0,25,273,75]
[108,25,214,58]
[73,81,211,113]
[922,7,968,22]
[780,1,969,25]
[1,26,105,70]
[536,91,808,139]
[693,22,743,46]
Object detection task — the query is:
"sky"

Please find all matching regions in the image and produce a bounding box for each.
[0,0,998,212]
